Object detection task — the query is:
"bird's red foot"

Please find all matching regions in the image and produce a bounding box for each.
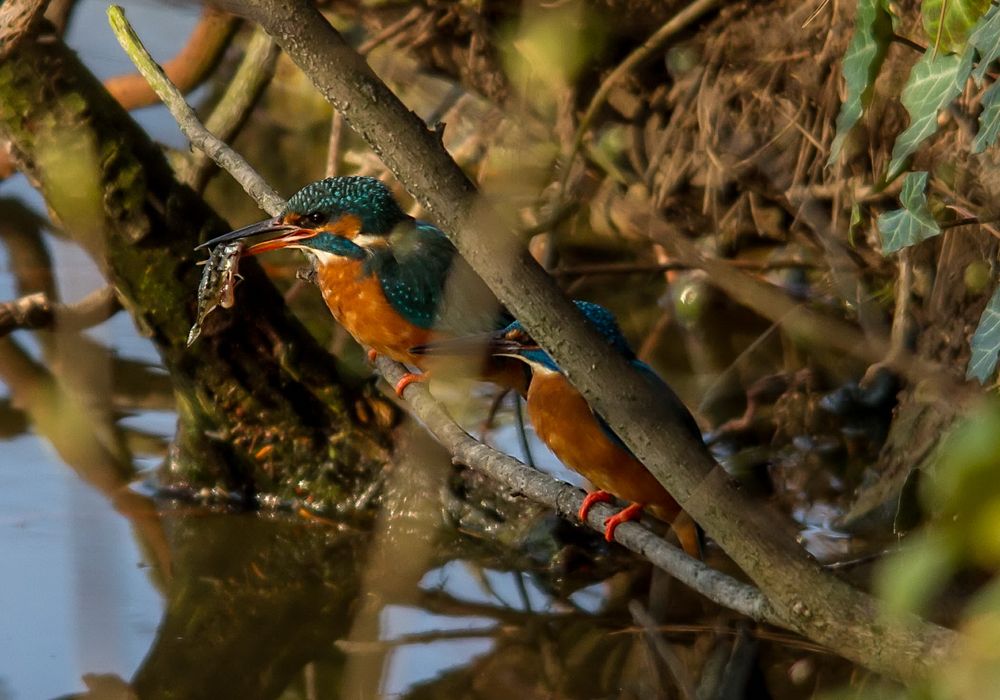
[578,490,613,522]
[602,502,644,542]
[367,348,379,364]
[393,371,427,397]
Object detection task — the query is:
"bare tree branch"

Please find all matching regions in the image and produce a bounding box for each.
[107,5,283,216]
[378,353,778,624]
[109,1,960,680]
[222,0,958,681]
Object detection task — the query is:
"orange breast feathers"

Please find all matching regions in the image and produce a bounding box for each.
[526,371,681,524]
[316,256,434,366]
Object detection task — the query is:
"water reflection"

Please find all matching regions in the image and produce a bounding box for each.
[0,186,857,698]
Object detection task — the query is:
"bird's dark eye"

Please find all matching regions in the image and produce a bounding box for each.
[304,211,327,227]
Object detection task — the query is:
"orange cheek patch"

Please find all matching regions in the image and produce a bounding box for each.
[325,214,363,239]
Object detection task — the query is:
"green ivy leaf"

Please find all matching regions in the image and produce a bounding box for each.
[973,79,1000,152]
[922,0,992,54]
[970,3,1000,85]
[877,171,941,254]
[828,0,893,164]
[967,285,1000,383]
[848,202,863,247]
[886,48,974,180]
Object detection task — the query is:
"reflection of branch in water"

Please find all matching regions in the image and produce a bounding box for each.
[335,627,501,654]
[0,287,120,337]
[131,514,366,699]
[340,423,451,698]
[0,335,172,581]
[0,197,56,299]
[631,600,696,700]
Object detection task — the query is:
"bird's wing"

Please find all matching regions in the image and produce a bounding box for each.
[374,221,508,332]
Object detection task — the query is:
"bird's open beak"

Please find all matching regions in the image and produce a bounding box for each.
[196,216,318,255]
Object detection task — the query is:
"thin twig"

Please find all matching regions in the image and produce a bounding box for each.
[107,5,284,216]
[611,621,831,654]
[377,354,778,625]
[325,110,345,178]
[184,28,281,190]
[512,396,535,468]
[335,627,502,653]
[356,5,423,55]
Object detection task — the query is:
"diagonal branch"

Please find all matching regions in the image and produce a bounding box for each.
[106,9,776,623]
[222,0,958,681]
[111,1,959,681]
[377,354,778,625]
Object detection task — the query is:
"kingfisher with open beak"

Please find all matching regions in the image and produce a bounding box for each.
[197,176,515,395]
[412,301,703,557]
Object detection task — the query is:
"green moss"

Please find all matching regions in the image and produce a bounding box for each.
[0,33,387,506]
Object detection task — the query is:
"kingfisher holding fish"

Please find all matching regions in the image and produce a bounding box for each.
[194,176,514,394]
[192,179,698,555]
[413,301,703,557]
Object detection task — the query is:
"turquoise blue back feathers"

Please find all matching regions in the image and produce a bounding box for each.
[285,177,507,332]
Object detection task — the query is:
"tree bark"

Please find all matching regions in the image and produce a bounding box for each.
[0,19,385,503]
[229,0,958,681]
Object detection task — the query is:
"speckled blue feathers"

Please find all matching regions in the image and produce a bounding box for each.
[362,221,456,329]
[284,176,406,234]
[505,300,634,370]
[285,177,504,332]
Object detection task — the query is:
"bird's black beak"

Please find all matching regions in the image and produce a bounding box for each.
[196,216,316,254]
[410,332,531,358]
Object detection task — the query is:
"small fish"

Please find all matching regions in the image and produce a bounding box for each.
[187,240,245,346]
